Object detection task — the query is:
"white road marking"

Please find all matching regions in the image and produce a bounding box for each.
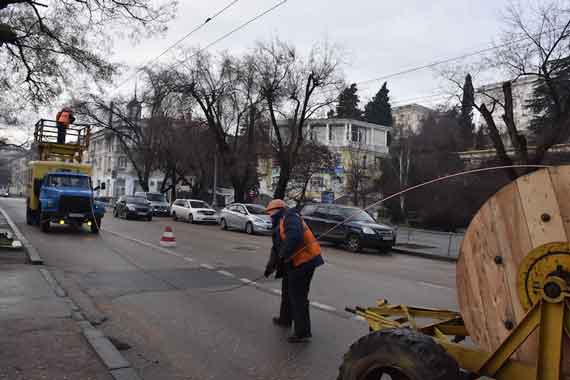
[419,281,450,290]
[183,257,194,262]
[217,270,234,277]
[200,264,215,270]
[240,278,252,284]
[352,315,366,322]
[310,302,336,312]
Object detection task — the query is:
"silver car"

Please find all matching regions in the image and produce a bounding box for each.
[219,203,273,235]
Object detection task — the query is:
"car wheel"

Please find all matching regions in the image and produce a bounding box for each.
[188,214,194,224]
[245,222,254,235]
[378,246,391,254]
[172,212,178,221]
[347,234,362,253]
[221,219,228,230]
[147,215,153,222]
[113,208,118,218]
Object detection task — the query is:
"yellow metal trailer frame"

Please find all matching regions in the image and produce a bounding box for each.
[347,242,570,380]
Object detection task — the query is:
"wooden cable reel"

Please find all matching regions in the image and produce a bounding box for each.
[457,166,570,376]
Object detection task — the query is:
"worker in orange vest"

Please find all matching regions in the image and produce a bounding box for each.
[55,108,75,144]
[264,199,324,343]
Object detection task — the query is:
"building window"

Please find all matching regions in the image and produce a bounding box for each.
[310,176,324,189]
[351,126,363,143]
[118,156,127,169]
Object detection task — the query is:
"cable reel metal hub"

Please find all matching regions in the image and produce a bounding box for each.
[517,242,570,311]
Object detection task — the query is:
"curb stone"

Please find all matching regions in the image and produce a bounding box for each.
[0,206,43,264]
[392,247,458,263]
[0,206,142,380]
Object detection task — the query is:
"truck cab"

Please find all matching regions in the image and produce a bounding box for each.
[26,162,106,233]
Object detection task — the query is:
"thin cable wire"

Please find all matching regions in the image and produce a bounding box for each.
[113,0,240,92]
[165,0,288,72]
[354,26,567,87]
[208,164,553,294]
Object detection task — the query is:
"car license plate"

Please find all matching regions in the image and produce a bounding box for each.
[138,212,148,216]
[69,213,84,218]
[382,236,393,240]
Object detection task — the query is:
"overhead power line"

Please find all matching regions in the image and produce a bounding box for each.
[171,0,288,67]
[354,26,567,87]
[114,0,241,92]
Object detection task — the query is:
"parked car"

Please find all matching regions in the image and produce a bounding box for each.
[134,192,170,216]
[170,199,218,224]
[113,196,153,221]
[300,204,396,253]
[219,203,273,234]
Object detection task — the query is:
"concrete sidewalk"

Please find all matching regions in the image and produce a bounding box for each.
[0,261,113,380]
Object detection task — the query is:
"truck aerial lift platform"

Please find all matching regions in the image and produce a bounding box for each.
[33,119,91,163]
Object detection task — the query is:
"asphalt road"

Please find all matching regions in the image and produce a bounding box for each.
[1,198,458,380]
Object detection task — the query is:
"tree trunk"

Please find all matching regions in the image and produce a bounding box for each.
[273,161,291,199]
[478,104,518,180]
[170,167,176,202]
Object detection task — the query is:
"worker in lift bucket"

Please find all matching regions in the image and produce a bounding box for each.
[264,199,324,343]
[55,107,75,144]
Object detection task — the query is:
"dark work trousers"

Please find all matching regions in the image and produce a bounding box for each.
[279,272,292,325]
[57,124,66,144]
[288,264,315,337]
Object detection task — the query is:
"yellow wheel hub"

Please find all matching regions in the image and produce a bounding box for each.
[517,242,570,311]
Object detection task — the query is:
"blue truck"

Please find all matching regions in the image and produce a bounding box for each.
[26,120,106,233]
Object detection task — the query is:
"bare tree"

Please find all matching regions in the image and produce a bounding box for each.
[254,39,343,199]
[176,50,264,202]
[450,1,570,179]
[346,139,381,208]
[0,0,176,107]
[288,141,335,202]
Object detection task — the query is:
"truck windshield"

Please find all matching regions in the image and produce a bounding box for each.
[146,193,166,202]
[47,175,90,189]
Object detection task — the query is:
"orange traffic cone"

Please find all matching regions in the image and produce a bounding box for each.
[160,226,176,247]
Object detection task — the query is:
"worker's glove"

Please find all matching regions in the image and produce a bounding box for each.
[264,267,274,278]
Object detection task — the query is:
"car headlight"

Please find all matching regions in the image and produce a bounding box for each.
[362,227,376,234]
[127,205,136,211]
[254,218,265,224]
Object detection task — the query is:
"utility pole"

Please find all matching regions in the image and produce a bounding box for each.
[212,151,218,208]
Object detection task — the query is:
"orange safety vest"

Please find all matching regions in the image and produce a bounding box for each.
[56,110,72,127]
[279,216,321,267]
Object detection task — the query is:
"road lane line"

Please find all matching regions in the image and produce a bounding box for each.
[200,264,215,270]
[239,278,252,284]
[418,281,451,290]
[102,228,192,259]
[217,270,234,277]
[352,315,366,322]
[183,257,194,262]
[310,301,336,312]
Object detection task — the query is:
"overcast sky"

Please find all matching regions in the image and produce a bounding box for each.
[1,0,514,143]
[109,0,511,107]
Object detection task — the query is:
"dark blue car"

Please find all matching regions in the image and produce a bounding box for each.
[301,204,396,253]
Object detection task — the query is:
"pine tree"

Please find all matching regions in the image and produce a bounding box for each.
[364,82,393,126]
[459,74,475,150]
[335,83,362,119]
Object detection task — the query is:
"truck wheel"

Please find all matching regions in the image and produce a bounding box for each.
[337,328,460,380]
[26,207,33,225]
[91,217,101,233]
[39,214,50,233]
